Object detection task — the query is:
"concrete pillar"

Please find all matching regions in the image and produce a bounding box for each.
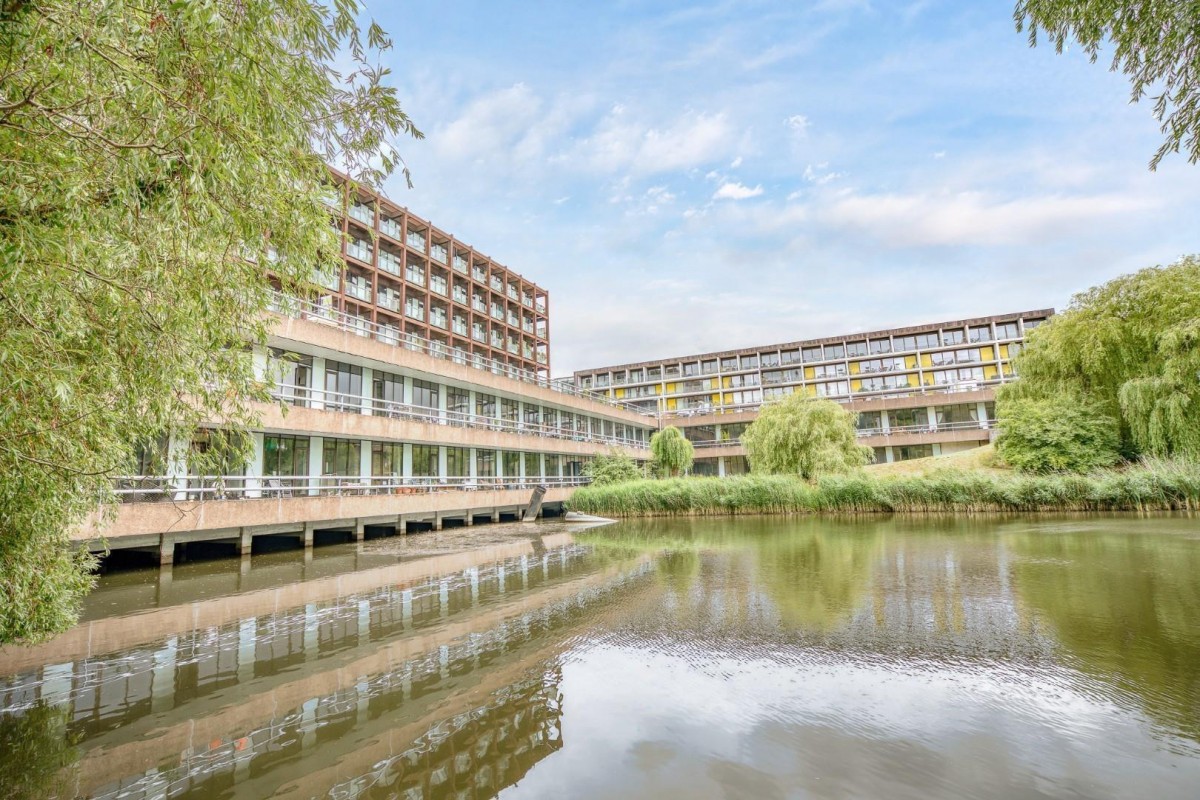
[468,447,478,479]
[359,438,372,482]
[977,401,990,428]
[885,445,895,463]
[354,520,365,542]
[437,382,448,423]
[464,512,474,527]
[166,432,189,501]
[158,534,175,566]
[402,443,413,480]
[396,514,407,536]
[311,357,326,410]
[307,435,324,495]
[718,456,726,477]
[247,431,264,498]
[433,512,443,532]
[927,405,938,432]
[361,367,373,415]
[237,527,252,556]
[303,522,315,548]
[438,445,448,480]
[491,507,500,523]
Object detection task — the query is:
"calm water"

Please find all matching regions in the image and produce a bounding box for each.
[2,514,1200,799]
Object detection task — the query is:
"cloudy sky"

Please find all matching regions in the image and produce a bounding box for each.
[367,0,1198,376]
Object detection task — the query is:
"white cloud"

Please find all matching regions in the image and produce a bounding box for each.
[804,163,842,184]
[713,181,764,200]
[730,156,743,168]
[574,109,740,175]
[784,114,810,134]
[435,83,546,161]
[819,189,1157,247]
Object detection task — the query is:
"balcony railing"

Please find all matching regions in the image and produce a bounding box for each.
[348,204,373,225]
[431,244,448,264]
[346,281,372,302]
[268,291,646,412]
[378,250,402,276]
[114,474,594,503]
[377,290,400,312]
[346,241,373,263]
[268,384,650,448]
[380,218,402,240]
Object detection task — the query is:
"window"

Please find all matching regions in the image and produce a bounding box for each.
[263,434,309,478]
[896,445,934,461]
[968,325,992,343]
[580,376,593,389]
[814,380,848,397]
[612,370,627,384]
[996,321,1020,339]
[701,360,718,374]
[781,349,802,365]
[869,338,892,354]
[727,373,760,387]
[322,438,360,477]
[1024,318,1047,329]
[595,373,610,388]
[476,392,496,418]
[475,449,496,477]
[895,335,918,352]
[543,407,558,429]
[914,333,939,349]
[647,366,662,380]
[502,451,521,478]
[846,341,868,358]
[501,397,519,423]
[888,408,929,429]
[630,368,644,382]
[942,328,965,345]
[412,445,438,478]
[741,354,759,370]
[721,357,738,371]
[824,344,845,360]
[371,442,402,477]
[324,361,362,411]
[411,378,439,409]
[665,365,681,378]
[682,362,700,377]
[801,346,823,362]
[524,452,541,478]
[857,411,882,432]
[545,454,561,477]
[760,352,781,368]
[372,371,404,412]
[812,363,847,378]
[271,349,312,406]
[446,447,469,477]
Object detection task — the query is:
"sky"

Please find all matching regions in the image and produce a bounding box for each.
[364,0,1199,377]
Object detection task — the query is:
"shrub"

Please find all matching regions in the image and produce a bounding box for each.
[583,451,643,486]
[740,394,871,479]
[996,394,1122,473]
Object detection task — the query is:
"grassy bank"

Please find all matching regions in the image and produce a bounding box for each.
[566,460,1200,516]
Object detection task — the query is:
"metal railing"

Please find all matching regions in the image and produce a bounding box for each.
[114,474,591,503]
[688,420,995,449]
[269,290,650,414]
[270,385,651,449]
[659,381,1002,419]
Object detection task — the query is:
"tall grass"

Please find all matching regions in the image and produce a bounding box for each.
[565,459,1200,516]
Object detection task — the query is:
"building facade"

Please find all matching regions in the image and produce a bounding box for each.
[318,170,551,381]
[573,310,1054,470]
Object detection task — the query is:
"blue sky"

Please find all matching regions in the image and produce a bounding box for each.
[366,0,1199,376]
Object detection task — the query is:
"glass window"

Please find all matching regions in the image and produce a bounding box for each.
[760,352,780,368]
[612,370,626,384]
[781,349,801,365]
[545,454,561,477]
[647,366,662,380]
[411,379,438,409]
[721,357,738,371]
[372,370,404,409]
[448,387,469,416]
[322,438,360,477]
[502,450,521,478]
[270,349,312,406]
[942,328,965,345]
[263,434,309,478]
[371,441,402,477]
[869,338,892,354]
[895,335,917,351]
[476,449,495,477]
[476,392,496,418]
[664,365,681,378]
[996,321,1020,339]
[682,362,700,377]
[741,354,759,370]
[824,344,845,360]
[524,451,541,478]
[446,447,469,477]
[801,346,822,362]
[630,368,644,382]
[324,360,362,410]
[968,325,992,343]
[501,397,519,423]
[1024,318,1046,329]
[915,333,939,349]
[412,445,438,477]
[701,360,718,374]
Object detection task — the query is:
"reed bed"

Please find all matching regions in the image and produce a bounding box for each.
[565,459,1200,516]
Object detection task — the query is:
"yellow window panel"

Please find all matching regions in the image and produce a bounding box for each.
[920,353,933,368]
[722,376,732,388]
[804,366,815,380]
[923,373,935,385]
[849,361,861,374]
[999,344,1009,359]
[666,383,677,394]
[667,398,678,410]
[723,393,734,405]
[905,355,917,369]
[984,365,998,379]
[850,379,862,391]
[615,388,625,398]
[711,393,720,404]
[805,385,817,397]
[980,346,995,361]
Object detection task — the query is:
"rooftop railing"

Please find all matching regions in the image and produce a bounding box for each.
[269,290,650,414]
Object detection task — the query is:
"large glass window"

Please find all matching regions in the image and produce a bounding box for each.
[412,445,438,477]
[914,333,939,349]
[372,370,404,411]
[824,344,845,360]
[270,349,312,407]
[969,325,992,343]
[325,361,362,411]
[740,354,759,370]
[446,447,469,477]
[996,321,1020,339]
[448,387,469,418]
[501,397,520,424]
[476,392,496,418]
[887,408,929,429]
[476,449,496,477]
[411,378,439,409]
[523,452,540,479]
[682,362,699,377]
[545,454,561,477]
[263,434,309,478]
[322,438,360,476]
[371,441,402,477]
[801,346,823,362]
[846,341,868,358]
[869,338,892,354]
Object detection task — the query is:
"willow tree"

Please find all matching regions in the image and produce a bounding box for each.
[1015,1,1200,168]
[998,256,1200,462]
[650,426,694,477]
[0,0,420,643]
[740,394,871,480]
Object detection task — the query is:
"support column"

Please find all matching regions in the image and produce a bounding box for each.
[977,401,990,429]
[926,405,938,432]
[359,438,372,485]
[491,507,500,523]
[158,534,175,566]
[353,520,365,542]
[166,433,189,501]
[310,357,326,410]
[718,456,726,477]
[303,522,315,548]
[247,431,265,498]
[361,367,373,415]
[237,527,252,557]
[433,512,443,532]
[307,436,324,495]
[464,512,474,527]
[396,514,407,536]
[402,443,413,481]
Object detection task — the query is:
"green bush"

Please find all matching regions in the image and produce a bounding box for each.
[996,394,1122,473]
[583,451,642,486]
[649,426,694,477]
[740,394,872,479]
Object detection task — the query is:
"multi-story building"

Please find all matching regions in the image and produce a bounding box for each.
[90,179,655,565]
[573,310,1053,472]
[319,169,551,381]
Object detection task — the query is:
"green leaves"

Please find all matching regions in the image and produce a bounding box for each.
[0,0,419,643]
[649,426,694,478]
[740,394,870,480]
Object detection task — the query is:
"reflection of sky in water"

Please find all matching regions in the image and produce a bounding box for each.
[516,641,1200,800]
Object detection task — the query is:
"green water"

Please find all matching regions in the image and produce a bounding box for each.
[1,514,1199,799]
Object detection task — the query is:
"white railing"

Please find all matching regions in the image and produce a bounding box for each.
[270,384,651,449]
[689,420,995,449]
[270,291,649,413]
[114,474,592,503]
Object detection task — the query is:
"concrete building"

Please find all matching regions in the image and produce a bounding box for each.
[572,309,1054,472]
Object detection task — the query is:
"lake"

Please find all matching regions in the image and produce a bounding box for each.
[2,514,1198,799]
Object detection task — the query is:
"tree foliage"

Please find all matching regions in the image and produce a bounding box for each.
[0,0,419,643]
[583,450,642,486]
[649,426,694,477]
[1015,1,1200,168]
[997,256,1200,463]
[995,394,1122,473]
[740,394,871,480]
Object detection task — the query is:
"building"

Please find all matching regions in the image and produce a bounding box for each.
[572,309,1053,472]
[320,170,551,381]
[93,178,657,564]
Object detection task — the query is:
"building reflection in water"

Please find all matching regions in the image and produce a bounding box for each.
[0,538,652,800]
